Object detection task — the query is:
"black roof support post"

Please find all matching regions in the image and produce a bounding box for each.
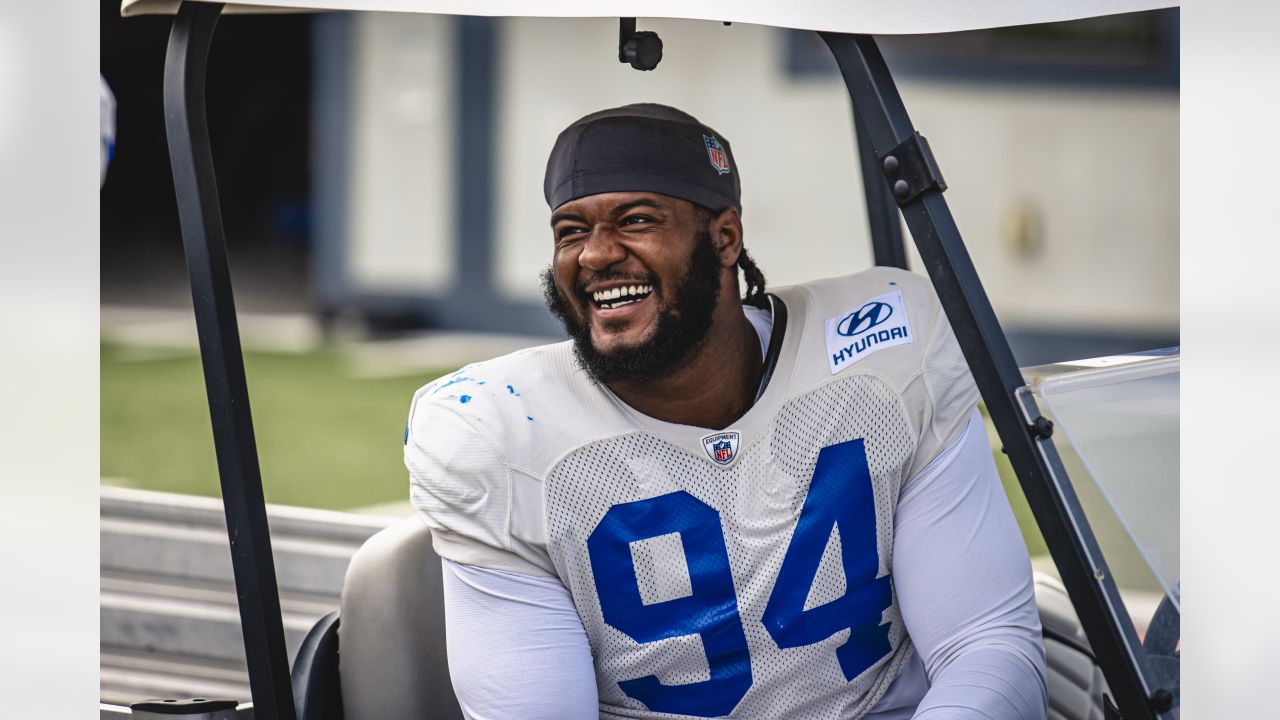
[819,32,1167,720]
[163,3,298,719]
[852,105,908,269]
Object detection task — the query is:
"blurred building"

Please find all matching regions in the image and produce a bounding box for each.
[102,8,1179,364]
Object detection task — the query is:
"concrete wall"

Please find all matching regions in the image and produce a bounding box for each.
[344,13,457,296]
[328,15,1178,343]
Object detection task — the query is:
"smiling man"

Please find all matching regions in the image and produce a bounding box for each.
[406,104,1047,719]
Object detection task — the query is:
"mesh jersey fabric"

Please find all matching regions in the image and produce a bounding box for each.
[406,267,983,718]
[438,413,1045,720]
[440,562,925,720]
[542,375,916,717]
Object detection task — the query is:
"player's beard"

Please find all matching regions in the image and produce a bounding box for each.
[541,228,721,387]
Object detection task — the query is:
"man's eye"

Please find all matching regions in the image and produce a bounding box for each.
[557,226,588,240]
[620,215,654,226]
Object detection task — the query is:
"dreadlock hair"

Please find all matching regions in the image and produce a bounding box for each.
[693,204,769,309]
[737,246,769,310]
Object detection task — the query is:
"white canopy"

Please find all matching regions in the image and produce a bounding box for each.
[122,0,1177,34]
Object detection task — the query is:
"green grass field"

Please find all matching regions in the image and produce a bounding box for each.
[982,408,1049,557]
[101,342,1047,554]
[101,343,451,511]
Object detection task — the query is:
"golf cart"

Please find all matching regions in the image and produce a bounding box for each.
[107,1,1180,719]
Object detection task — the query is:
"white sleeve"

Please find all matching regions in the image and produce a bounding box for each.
[442,559,599,720]
[893,410,1048,720]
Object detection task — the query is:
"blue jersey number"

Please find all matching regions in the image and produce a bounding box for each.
[761,438,892,680]
[587,438,892,716]
[587,491,752,717]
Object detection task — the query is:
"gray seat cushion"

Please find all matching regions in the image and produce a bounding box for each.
[339,517,462,720]
[1035,572,1108,720]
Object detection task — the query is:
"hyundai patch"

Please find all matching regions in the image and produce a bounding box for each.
[825,290,913,374]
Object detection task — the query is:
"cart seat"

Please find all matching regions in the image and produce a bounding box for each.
[1034,571,1110,720]
[295,522,1106,720]
[337,517,462,720]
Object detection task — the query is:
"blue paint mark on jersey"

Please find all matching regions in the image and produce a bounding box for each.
[507,384,520,396]
[433,374,476,395]
[459,395,472,404]
[403,424,408,445]
[526,416,534,421]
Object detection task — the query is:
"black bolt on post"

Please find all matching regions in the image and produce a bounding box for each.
[163,3,298,719]
[818,31,1164,720]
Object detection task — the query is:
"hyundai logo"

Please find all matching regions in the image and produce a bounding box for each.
[837,301,894,337]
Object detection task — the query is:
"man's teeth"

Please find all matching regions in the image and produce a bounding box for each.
[591,284,653,308]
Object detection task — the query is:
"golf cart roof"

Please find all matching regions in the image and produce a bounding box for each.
[122,0,1177,34]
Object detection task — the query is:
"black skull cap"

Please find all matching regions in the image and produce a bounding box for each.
[544,103,740,213]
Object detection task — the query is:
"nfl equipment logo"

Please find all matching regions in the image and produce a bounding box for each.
[703,135,731,175]
[701,430,741,466]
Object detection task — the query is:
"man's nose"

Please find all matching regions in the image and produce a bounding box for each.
[578,229,628,271]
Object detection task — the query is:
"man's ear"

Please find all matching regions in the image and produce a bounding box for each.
[711,207,744,268]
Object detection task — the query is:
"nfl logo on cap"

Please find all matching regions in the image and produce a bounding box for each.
[700,430,741,466]
[703,135,731,175]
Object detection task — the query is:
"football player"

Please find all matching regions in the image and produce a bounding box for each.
[406,104,1047,719]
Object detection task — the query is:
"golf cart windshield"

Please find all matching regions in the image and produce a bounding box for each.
[1023,350,1180,613]
[1020,349,1181,706]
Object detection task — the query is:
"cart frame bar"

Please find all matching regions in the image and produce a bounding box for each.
[163,3,298,717]
[819,32,1164,720]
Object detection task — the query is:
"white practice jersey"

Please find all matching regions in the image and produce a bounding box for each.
[407,268,980,719]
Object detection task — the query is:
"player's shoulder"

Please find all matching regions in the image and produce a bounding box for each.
[787,266,941,330]
[791,265,933,301]
[773,267,951,389]
[774,268,979,467]
[406,340,625,473]
[410,340,574,411]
